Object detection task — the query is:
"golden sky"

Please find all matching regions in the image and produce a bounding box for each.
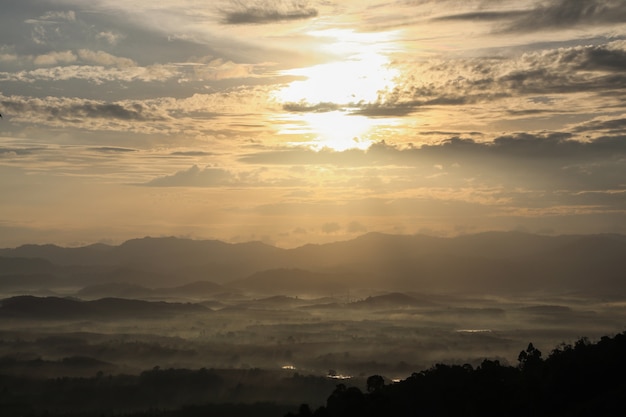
[1,0,626,247]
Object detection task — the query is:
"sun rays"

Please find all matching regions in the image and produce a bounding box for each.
[273,28,401,151]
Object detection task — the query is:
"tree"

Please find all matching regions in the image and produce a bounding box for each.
[518,342,542,370]
[366,375,385,393]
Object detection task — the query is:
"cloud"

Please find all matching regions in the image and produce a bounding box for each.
[0,52,18,63]
[347,221,368,234]
[144,165,235,187]
[0,94,165,123]
[0,147,43,157]
[0,63,178,84]
[25,9,79,45]
[33,50,77,66]
[434,0,626,33]
[89,147,137,153]
[187,57,261,81]
[77,50,136,68]
[239,130,626,194]
[353,40,626,117]
[434,10,527,23]
[38,11,76,22]
[143,164,309,188]
[504,0,626,32]
[572,114,626,134]
[96,31,124,45]
[283,102,342,113]
[73,103,152,121]
[170,151,215,156]
[321,222,341,234]
[222,1,318,24]
[239,147,366,166]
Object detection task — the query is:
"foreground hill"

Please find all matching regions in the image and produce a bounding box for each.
[1,330,624,417]
[286,331,626,417]
[1,232,626,297]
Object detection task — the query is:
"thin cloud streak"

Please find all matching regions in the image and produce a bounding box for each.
[222,1,319,24]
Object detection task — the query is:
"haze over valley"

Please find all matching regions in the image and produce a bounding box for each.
[2,232,625,385]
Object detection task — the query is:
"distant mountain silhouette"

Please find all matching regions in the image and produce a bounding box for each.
[1,232,625,297]
[0,243,113,265]
[0,256,57,274]
[76,282,155,299]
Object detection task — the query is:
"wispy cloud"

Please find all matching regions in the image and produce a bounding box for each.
[222,1,318,24]
[0,94,166,123]
[346,40,626,118]
[145,165,236,187]
[143,164,306,188]
[504,0,626,32]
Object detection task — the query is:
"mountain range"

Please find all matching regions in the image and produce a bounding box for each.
[1,232,625,298]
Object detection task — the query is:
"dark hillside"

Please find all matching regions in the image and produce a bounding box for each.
[286,331,626,417]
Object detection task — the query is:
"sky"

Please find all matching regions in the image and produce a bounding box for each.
[0,0,625,248]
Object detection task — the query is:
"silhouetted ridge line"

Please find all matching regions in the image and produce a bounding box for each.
[1,232,625,296]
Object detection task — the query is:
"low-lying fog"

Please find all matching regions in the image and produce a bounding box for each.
[1,290,624,381]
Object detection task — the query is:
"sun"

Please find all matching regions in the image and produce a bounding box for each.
[272,29,400,151]
[298,111,380,151]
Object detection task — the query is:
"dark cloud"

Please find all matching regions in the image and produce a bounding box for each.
[434,10,527,22]
[506,108,556,116]
[239,131,626,193]
[222,2,318,25]
[1,96,164,122]
[563,44,626,72]
[433,0,626,33]
[351,101,419,117]
[240,134,623,166]
[573,117,626,133]
[89,146,137,153]
[504,0,626,32]
[68,103,152,121]
[283,102,342,113]
[170,151,215,156]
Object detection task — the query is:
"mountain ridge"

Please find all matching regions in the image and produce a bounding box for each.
[1,232,625,297]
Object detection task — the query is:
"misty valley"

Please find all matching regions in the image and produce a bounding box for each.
[1,232,626,416]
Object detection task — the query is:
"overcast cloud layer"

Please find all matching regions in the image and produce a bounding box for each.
[1,0,625,247]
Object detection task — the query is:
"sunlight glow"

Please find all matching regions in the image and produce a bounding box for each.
[297,112,380,151]
[273,29,401,151]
